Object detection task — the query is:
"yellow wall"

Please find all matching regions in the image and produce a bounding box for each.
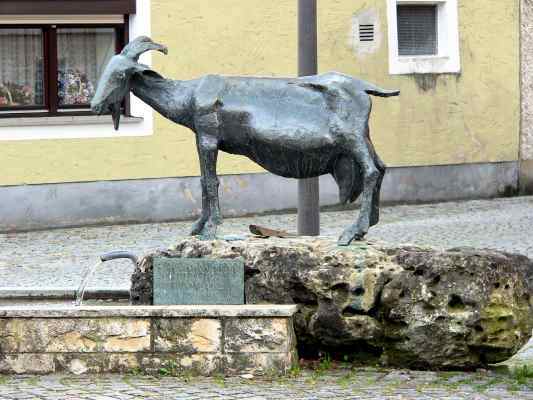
[0,0,520,186]
[318,0,520,167]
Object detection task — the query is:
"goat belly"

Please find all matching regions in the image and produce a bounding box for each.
[246,143,335,179]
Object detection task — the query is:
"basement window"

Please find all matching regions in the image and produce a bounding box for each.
[386,0,460,75]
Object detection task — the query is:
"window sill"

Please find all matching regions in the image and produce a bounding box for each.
[0,115,143,128]
[389,55,460,75]
[397,55,450,62]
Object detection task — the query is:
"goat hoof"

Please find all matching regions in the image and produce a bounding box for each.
[198,220,218,241]
[338,232,354,246]
[191,216,208,236]
[338,228,366,246]
[337,236,353,246]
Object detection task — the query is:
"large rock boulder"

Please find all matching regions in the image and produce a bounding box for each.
[131,237,533,370]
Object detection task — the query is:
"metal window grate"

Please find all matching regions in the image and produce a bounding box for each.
[359,24,374,42]
[397,5,438,56]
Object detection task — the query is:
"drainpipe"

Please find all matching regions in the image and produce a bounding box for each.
[297,0,320,236]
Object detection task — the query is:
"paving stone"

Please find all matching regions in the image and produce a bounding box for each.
[1,198,533,398]
[1,197,532,291]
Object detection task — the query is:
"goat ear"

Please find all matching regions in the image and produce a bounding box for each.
[130,64,164,79]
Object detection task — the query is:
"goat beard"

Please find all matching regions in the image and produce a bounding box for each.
[110,102,121,131]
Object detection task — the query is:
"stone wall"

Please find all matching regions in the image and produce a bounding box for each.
[0,305,298,375]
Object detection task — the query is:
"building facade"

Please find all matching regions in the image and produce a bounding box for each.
[0,0,525,231]
[521,0,533,194]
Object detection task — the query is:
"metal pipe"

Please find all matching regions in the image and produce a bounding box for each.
[297,0,320,236]
[100,250,138,265]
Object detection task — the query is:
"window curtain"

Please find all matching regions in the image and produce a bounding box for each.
[57,28,115,106]
[0,29,44,107]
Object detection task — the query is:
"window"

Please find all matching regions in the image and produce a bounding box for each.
[0,29,44,109]
[0,24,125,116]
[0,0,154,141]
[386,0,460,75]
[397,5,437,56]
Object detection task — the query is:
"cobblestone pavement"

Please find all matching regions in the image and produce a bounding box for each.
[1,196,532,290]
[1,196,533,398]
[0,368,532,400]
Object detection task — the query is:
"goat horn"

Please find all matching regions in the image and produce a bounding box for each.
[120,36,168,61]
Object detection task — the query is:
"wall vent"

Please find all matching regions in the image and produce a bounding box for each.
[359,24,374,42]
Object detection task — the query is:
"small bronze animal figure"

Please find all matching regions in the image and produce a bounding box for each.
[92,37,399,245]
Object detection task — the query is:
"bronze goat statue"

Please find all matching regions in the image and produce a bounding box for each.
[92,37,399,245]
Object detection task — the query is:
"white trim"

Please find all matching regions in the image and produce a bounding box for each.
[127,0,154,136]
[0,115,143,128]
[0,118,147,141]
[0,0,154,141]
[0,15,124,24]
[386,0,461,75]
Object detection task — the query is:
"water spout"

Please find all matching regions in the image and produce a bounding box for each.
[75,251,138,306]
[100,251,138,265]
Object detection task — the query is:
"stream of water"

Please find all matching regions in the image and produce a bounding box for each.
[75,260,103,306]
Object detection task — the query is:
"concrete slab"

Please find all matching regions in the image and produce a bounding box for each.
[0,304,299,318]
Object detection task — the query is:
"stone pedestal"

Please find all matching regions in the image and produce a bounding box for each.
[131,237,533,370]
[0,305,298,375]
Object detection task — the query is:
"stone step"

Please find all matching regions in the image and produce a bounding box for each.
[0,304,298,376]
[0,287,129,300]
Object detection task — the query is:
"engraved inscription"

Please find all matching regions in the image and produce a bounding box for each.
[153,258,244,305]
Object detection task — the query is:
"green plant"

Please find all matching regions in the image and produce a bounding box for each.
[315,353,333,374]
[263,367,283,382]
[182,370,195,383]
[158,360,180,377]
[338,370,356,388]
[24,376,40,387]
[305,375,318,386]
[471,375,513,394]
[512,365,533,386]
[213,373,226,387]
[339,354,353,369]
[127,367,144,377]
[507,383,521,393]
[288,363,302,378]
[122,374,135,387]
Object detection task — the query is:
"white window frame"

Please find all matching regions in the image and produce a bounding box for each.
[386,0,460,75]
[0,0,154,141]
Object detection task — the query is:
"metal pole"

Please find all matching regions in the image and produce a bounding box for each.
[297,0,320,236]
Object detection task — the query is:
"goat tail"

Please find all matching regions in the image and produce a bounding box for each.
[361,81,400,98]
